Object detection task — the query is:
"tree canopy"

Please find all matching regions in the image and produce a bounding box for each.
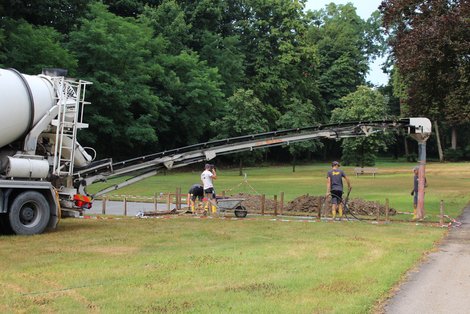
[381,0,470,157]
[331,86,394,166]
[1,0,467,163]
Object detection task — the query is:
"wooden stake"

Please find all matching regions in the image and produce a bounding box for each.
[153,192,157,211]
[385,198,389,222]
[274,195,278,216]
[261,194,265,215]
[178,187,182,210]
[175,188,179,210]
[440,200,444,225]
[376,203,380,222]
[280,192,284,215]
[123,197,127,216]
[102,196,107,215]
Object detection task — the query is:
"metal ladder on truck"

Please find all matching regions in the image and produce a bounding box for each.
[51,77,91,177]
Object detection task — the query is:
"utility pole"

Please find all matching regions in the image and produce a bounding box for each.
[409,118,432,220]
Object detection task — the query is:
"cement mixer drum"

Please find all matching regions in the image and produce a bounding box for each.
[0,69,56,148]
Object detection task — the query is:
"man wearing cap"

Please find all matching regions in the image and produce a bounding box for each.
[326,161,351,220]
[201,164,217,214]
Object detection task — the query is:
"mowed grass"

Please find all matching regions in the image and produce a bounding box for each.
[0,216,444,313]
[89,161,470,220]
[2,161,467,313]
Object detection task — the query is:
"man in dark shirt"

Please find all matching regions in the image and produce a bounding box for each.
[187,184,204,214]
[326,161,351,220]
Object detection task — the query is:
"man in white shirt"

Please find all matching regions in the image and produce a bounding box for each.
[201,163,217,215]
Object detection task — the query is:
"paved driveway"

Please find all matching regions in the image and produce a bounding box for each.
[87,200,178,217]
[385,205,470,313]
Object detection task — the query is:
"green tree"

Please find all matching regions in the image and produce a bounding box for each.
[307,3,383,113]
[199,32,246,97]
[171,0,246,97]
[103,0,146,17]
[211,89,271,175]
[150,50,225,148]
[331,86,394,166]
[140,1,192,54]
[2,0,92,33]
[277,98,323,172]
[235,0,321,123]
[67,2,161,159]
[381,0,470,156]
[0,18,77,74]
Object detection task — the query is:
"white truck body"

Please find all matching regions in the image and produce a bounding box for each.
[0,68,93,235]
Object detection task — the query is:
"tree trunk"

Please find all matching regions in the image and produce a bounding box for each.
[393,135,399,160]
[404,136,409,157]
[292,155,296,173]
[361,141,365,167]
[238,158,243,176]
[434,120,444,162]
[451,127,457,149]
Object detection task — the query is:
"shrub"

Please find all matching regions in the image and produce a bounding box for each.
[444,148,464,161]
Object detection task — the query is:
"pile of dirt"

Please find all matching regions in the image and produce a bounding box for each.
[227,193,396,216]
[283,195,326,213]
[284,194,397,216]
[228,193,278,212]
[347,199,397,216]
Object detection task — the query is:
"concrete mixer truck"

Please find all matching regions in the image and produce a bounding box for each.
[0,68,96,235]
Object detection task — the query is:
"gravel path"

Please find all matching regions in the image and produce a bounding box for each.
[384,205,470,314]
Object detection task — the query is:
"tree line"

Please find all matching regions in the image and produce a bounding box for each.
[0,0,468,166]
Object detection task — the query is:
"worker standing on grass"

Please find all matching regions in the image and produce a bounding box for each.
[201,164,217,215]
[187,184,204,214]
[326,161,351,220]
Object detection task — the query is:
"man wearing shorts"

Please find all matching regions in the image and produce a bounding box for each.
[326,161,351,220]
[187,184,204,214]
[201,164,217,214]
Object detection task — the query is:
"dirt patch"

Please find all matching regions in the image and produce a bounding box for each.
[228,193,278,212]
[227,193,396,216]
[346,198,397,216]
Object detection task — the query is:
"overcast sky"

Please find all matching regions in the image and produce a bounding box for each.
[305,0,388,86]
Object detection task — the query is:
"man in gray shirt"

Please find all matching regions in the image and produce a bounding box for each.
[326,161,351,220]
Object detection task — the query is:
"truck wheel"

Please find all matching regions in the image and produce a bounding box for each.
[9,191,50,235]
[234,206,247,218]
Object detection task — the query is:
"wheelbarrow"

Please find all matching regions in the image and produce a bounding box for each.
[214,197,248,218]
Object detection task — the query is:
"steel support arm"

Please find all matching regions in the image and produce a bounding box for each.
[80,118,431,198]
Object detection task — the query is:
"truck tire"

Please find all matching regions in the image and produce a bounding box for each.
[9,191,50,235]
[234,205,247,218]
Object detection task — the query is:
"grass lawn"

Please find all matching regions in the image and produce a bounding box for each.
[0,216,445,313]
[1,161,467,313]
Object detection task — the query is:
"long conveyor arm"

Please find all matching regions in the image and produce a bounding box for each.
[74,118,431,197]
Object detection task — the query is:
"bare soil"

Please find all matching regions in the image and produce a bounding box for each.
[228,193,396,216]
